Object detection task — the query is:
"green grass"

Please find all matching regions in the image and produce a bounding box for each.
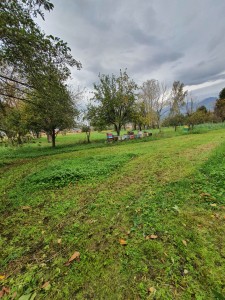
[0,127,185,164]
[0,128,225,299]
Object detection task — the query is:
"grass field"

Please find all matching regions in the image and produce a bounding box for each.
[0,127,225,299]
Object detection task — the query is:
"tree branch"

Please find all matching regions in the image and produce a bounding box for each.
[0,92,36,106]
[0,74,33,88]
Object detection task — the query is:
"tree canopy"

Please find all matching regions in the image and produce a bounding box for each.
[214,87,225,122]
[168,81,187,131]
[89,70,138,136]
[0,0,81,146]
[169,81,187,116]
[219,87,225,100]
[0,0,81,87]
[0,0,81,112]
[138,79,168,129]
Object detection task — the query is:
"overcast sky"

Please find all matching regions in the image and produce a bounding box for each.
[37,0,225,101]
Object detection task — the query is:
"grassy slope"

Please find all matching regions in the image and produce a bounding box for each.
[0,129,225,299]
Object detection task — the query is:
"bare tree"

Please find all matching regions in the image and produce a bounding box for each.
[185,92,195,116]
[154,82,170,130]
[139,79,169,129]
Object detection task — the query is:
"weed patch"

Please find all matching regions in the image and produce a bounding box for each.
[19,153,137,190]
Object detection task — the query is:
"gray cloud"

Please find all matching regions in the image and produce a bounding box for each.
[37,0,225,100]
[152,51,184,65]
[177,58,225,86]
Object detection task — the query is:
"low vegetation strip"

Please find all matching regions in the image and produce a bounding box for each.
[18,154,137,191]
[0,130,225,299]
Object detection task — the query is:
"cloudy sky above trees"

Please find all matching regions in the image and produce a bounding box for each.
[37,0,225,100]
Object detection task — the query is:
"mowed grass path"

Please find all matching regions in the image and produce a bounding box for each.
[0,130,225,299]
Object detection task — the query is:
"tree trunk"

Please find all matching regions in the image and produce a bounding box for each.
[51,128,56,147]
[174,125,177,131]
[115,124,121,136]
[86,132,91,143]
[157,118,160,130]
[47,133,52,143]
[17,133,23,145]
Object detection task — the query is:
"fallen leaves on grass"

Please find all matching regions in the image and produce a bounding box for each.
[119,239,127,245]
[0,275,5,280]
[145,234,158,240]
[200,192,211,197]
[21,206,31,211]
[41,281,51,291]
[148,287,156,294]
[182,240,187,247]
[65,251,80,266]
[210,203,217,207]
[57,238,62,244]
[0,286,10,298]
[173,205,180,212]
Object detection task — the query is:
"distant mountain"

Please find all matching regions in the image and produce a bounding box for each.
[196,97,217,111]
[161,96,217,118]
[183,96,217,113]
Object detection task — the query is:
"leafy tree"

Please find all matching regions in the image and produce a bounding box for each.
[214,98,225,121]
[86,104,108,132]
[0,0,81,115]
[219,87,225,100]
[81,125,91,143]
[0,74,32,144]
[196,105,208,114]
[214,87,225,121]
[0,0,81,147]
[89,70,138,136]
[0,0,81,90]
[186,106,211,129]
[26,74,79,147]
[162,113,185,129]
[131,101,147,131]
[169,81,187,131]
[0,98,29,144]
